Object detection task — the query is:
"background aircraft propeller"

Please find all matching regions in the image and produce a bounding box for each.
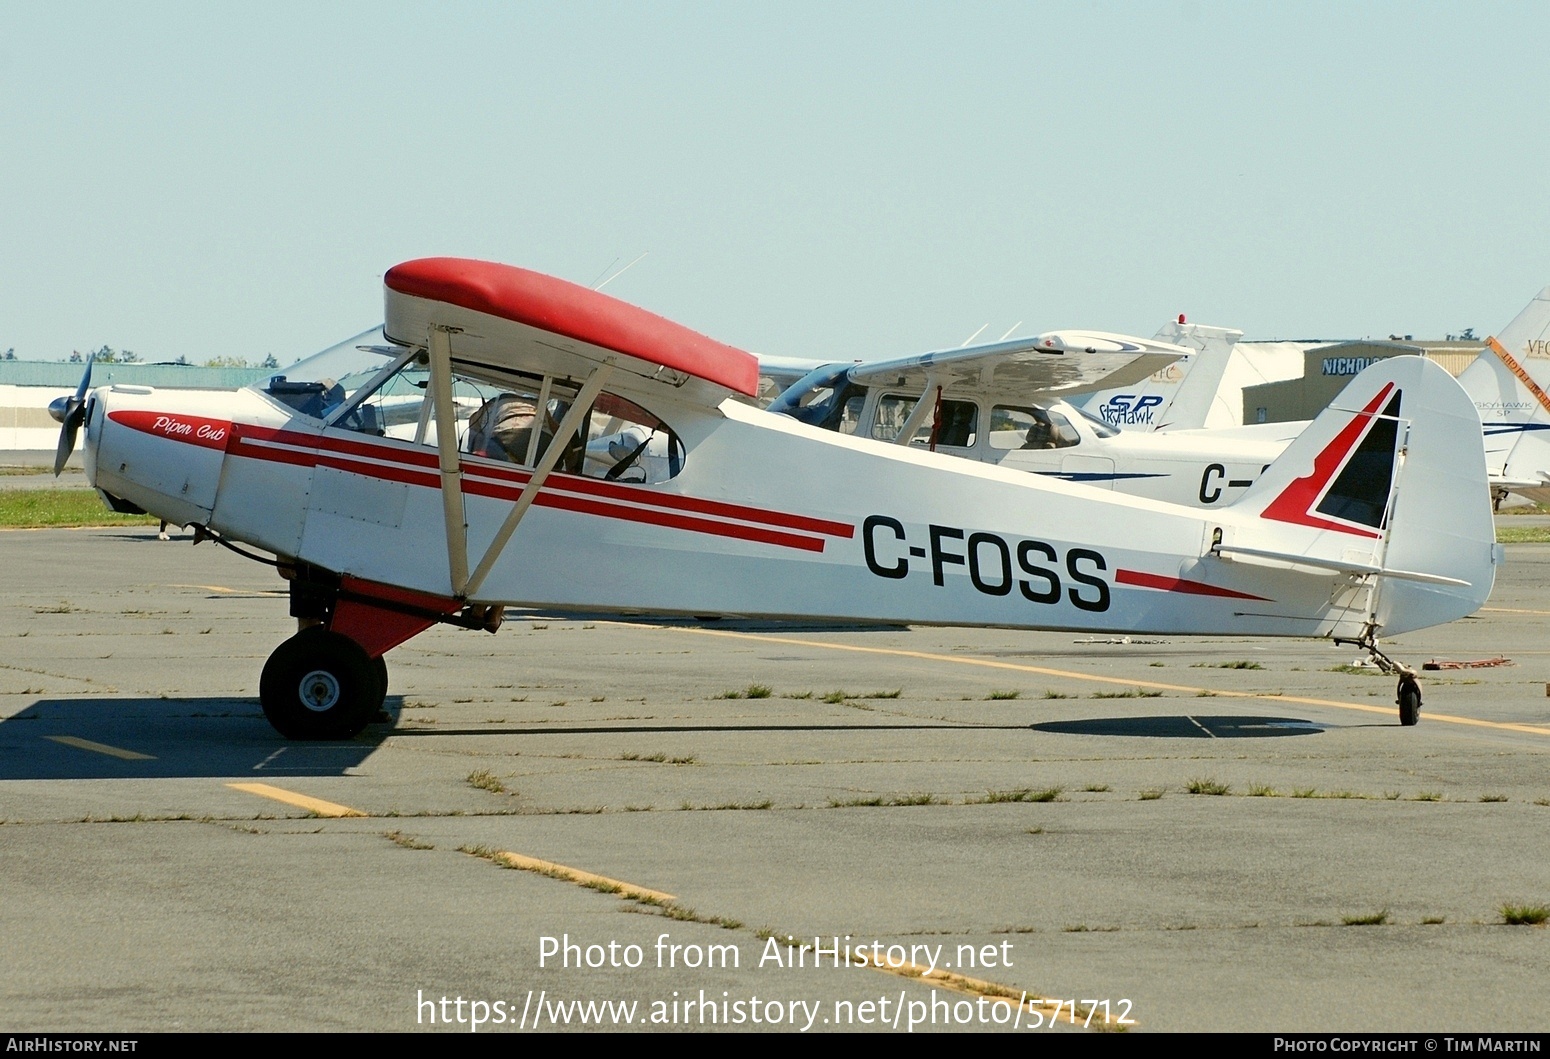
[48,353,94,476]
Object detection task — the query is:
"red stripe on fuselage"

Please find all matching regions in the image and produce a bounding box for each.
[1115,568,1270,602]
[224,423,845,552]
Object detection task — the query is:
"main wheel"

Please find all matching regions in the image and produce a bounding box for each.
[260,628,378,740]
[371,655,389,706]
[1397,676,1421,727]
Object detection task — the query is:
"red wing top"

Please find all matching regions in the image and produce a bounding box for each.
[384,258,759,402]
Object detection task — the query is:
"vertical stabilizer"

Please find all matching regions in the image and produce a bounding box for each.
[1455,286,1550,498]
[1225,356,1496,636]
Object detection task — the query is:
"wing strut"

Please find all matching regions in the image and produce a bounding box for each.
[461,362,614,599]
[428,326,470,594]
[893,372,939,444]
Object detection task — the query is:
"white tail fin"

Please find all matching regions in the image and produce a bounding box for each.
[1150,320,1242,431]
[1221,356,1497,636]
[1456,286,1550,497]
[1074,319,1243,430]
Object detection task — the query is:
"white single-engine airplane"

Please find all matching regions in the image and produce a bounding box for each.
[767,326,1303,509]
[52,258,1498,739]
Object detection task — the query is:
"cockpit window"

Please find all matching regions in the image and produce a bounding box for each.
[875,394,978,448]
[767,365,868,432]
[1072,405,1120,438]
[992,405,1080,450]
[462,386,684,483]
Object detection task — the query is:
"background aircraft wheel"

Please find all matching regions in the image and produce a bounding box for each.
[259,628,378,740]
[1397,676,1421,727]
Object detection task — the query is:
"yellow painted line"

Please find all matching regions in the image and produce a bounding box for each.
[169,584,286,596]
[617,623,1550,738]
[226,782,366,817]
[475,848,676,903]
[46,735,154,760]
[759,938,1124,1030]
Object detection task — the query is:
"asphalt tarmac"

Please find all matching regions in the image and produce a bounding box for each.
[2,525,1547,1033]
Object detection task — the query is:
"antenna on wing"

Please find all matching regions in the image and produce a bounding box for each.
[997,321,1023,342]
[959,324,989,348]
[595,251,649,291]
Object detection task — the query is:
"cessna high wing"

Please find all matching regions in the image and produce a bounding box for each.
[768,328,1303,509]
[52,258,1498,740]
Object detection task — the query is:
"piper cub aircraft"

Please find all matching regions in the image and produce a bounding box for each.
[53,258,1498,739]
[768,326,1302,509]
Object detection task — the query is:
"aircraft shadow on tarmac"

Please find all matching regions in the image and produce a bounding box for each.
[1031,715,1327,738]
[0,697,391,779]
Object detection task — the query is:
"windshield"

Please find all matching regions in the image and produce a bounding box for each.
[767,364,867,432]
[251,327,402,420]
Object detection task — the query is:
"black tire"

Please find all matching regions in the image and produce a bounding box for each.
[1397,676,1421,727]
[371,655,389,707]
[259,628,378,740]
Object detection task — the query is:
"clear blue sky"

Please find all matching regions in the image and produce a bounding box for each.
[3,2,1547,365]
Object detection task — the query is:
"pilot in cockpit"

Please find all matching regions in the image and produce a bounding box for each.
[1022,409,1057,449]
[467,393,540,462]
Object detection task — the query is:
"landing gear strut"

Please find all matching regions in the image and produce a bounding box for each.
[1335,633,1422,727]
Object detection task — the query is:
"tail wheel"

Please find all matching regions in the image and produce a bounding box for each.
[260,628,377,740]
[1397,675,1422,727]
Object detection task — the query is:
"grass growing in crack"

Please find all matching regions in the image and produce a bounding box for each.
[828,793,938,808]
[681,800,774,811]
[1422,916,1447,925]
[976,786,1063,804]
[466,769,509,795]
[384,830,434,851]
[1081,784,1111,793]
[1190,660,1264,670]
[1291,787,1318,798]
[1090,688,1163,699]
[1342,910,1389,926]
[1328,664,1383,676]
[1500,904,1550,925]
[1185,778,1230,796]
[621,752,697,765]
[1480,794,1509,803]
[822,688,902,704]
[1138,788,1165,800]
[717,684,775,699]
[985,689,1021,700]
[654,905,743,930]
[1248,784,1278,797]
[1412,791,1442,802]
[1043,690,1075,699]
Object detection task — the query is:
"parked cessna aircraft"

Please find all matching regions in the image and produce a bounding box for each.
[767,328,1304,509]
[1454,286,1550,506]
[52,258,1498,739]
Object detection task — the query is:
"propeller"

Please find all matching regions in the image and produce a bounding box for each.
[48,353,94,476]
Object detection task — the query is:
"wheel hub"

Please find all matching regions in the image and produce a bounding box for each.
[299,670,342,712]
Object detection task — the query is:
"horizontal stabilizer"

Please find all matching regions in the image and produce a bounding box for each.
[1212,544,1471,587]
